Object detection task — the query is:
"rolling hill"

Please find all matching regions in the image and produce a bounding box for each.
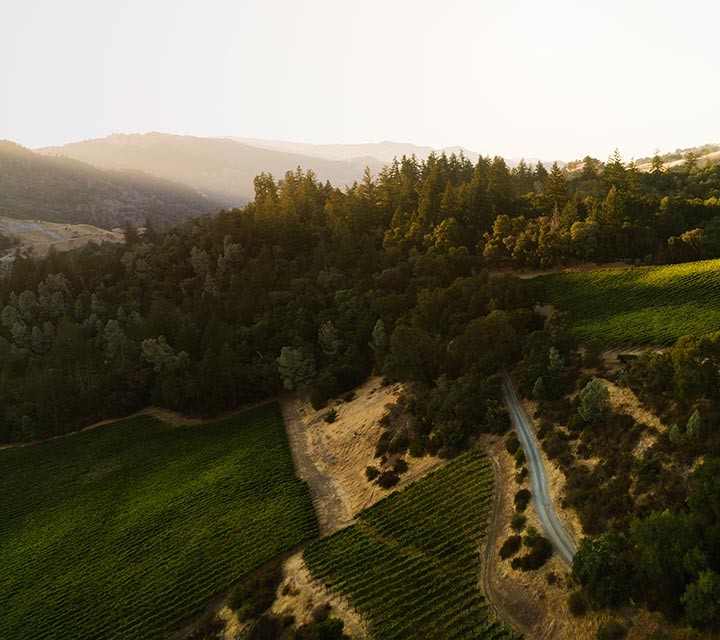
[0,141,218,229]
[40,134,563,205]
[39,133,390,205]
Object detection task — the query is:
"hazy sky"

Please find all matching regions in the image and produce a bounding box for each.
[2,0,718,160]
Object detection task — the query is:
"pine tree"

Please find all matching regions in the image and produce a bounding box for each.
[651,149,664,174]
[545,162,568,211]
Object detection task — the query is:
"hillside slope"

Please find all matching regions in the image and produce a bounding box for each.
[39,133,386,205]
[541,259,720,344]
[0,141,218,228]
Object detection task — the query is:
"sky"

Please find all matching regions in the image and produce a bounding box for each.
[1,0,718,161]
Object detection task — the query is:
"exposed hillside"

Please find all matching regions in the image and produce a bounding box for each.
[39,133,390,205]
[0,141,217,229]
[0,216,123,264]
[635,143,720,170]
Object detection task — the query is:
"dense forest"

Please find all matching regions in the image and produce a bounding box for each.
[2,149,720,442]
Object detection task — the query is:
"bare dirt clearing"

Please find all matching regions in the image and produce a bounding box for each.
[277,377,446,639]
[0,216,123,262]
[283,377,445,528]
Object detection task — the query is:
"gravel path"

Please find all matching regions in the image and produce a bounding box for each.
[501,372,577,566]
[281,397,353,535]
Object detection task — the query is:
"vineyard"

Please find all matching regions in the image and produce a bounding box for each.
[304,451,519,640]
[0,403,318,640]
[541,259,720,345]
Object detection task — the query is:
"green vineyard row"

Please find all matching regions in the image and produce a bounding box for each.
[541,259,720,345]
[0,403,318,640]
[304,451,520,640]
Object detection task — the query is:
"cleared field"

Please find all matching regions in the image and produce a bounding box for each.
[0,404,318,640]
[541,259,720,345]
[304,451,519,640]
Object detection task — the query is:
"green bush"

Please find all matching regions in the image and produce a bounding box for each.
[341,391,356,402]
[310,389,328,410]
[511,534,552,571]
[514,489,531,512]
[393,458,408,474]
[499,535,522,559]
[376,470,400,489]
[505,433,520,455]
[324,409,338,424]
[365,466,380,481]
[375,431,391,458]
[567,590,588,617]
[408,441,425,457]
[510,513,527,532]
[514,448,526,467]
[597,620,627,640]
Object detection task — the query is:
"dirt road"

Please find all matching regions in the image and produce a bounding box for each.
[281,397,354,535]
[501,372,577,566]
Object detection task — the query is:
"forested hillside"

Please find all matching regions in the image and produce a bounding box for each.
[0,141,217,228]
[2,150,720,444]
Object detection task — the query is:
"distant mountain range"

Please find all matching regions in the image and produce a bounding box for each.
[38,133,386,207]
[228,137,483,164]
[14,133,720,233]
[38,133,561,207]
[0,141,218,229]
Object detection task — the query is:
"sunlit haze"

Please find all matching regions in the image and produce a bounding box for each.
[2,0,718,160]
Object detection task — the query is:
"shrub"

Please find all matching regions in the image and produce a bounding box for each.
[388,431,410,454]
[543,431,570,459]
[365,466,380,481]
[505,433,520,455]
[567,413,587,433]
[514,489,531,512]
[341,390,356,402]
[511,534,552,571]
[375,431,391,458]
[499,535,522,559]
[393,458,408,474]
[227,564,283,621]
[324,409,338,424]
[408,441,425,457]
[597,620,627,640]
[510,513,527,532]
[514,448,526,467]
[567,590,588,617]
[515,467,528,483]
[310,389,328,410]
[247,615,283,640]
[578,378,610,423]
[312,617,346,640]
[377,470,400,489]
[187,613,225,640]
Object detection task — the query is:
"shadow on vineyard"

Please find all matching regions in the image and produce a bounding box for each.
[0,403,318,640]
[304,451,520,640]
[541,258,720,345]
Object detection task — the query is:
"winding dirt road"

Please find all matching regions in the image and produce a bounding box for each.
[281,397,354,535]
[501,372,577,566]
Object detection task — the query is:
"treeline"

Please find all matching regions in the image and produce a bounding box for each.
[1,149,719,443]
[0,162,539,444]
